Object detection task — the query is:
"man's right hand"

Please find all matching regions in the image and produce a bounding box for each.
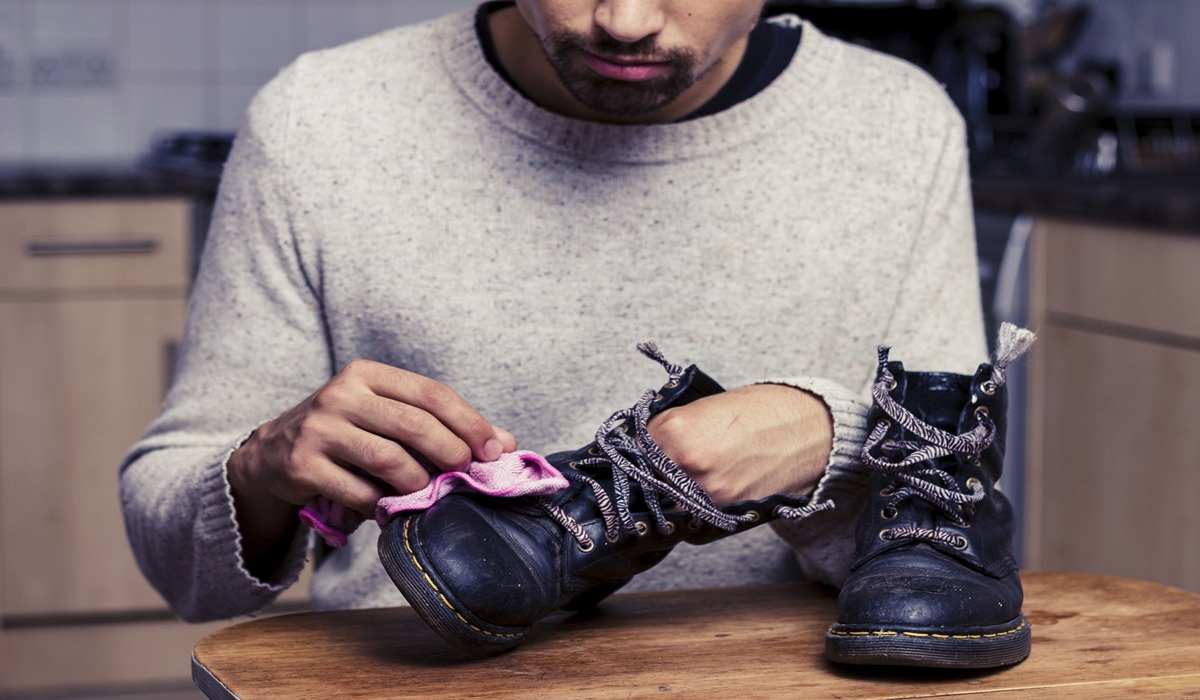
[226,359,516,569]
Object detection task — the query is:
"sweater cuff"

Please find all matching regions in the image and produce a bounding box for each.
[195,431,309,604]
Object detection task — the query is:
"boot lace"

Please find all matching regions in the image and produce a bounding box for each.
[538,342,833,552]
[863,323,1036,550]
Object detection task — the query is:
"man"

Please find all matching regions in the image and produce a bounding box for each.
[120,0,985,622]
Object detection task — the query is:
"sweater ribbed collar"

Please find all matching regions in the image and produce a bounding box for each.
[437,8,843,164]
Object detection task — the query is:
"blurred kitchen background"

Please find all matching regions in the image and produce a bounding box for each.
[1,1,1198,697]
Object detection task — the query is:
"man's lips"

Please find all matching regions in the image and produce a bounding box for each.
[582,51,670,82]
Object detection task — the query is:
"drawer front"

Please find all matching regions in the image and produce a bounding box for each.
[0,199,191,294]
[1038,218,1200,340]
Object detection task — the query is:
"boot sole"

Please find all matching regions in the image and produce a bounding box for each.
[377,514,528,657]
[825,615,1030,669]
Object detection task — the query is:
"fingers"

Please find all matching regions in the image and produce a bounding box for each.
[348,360,503,462]
[323,425,434,495]
[285,454,387,515]
[348,394,474,471]
[494,426,518,453]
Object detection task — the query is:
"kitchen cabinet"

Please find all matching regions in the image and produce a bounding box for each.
[1025,218,1200,592]
[0,198,309,696]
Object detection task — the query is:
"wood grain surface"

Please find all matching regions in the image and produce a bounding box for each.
[193,572,1200,699]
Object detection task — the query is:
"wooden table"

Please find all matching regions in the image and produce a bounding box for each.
[192,572,1200,698]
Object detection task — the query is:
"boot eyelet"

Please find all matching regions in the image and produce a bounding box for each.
[952,536,969,550]
[980,380,997,396]
[883,377,898,392]
[604,531,620,544]
[879,485,895,497]
[878,529,894,542]
[587,445,602,456]
[664,378,680,389]
[634,521,649,536]
[662,522,676,535]
[744,510,760,523]
[881,506,898,520]
[577,539,595,553]
[974,406,990,422]
[568,460,579,468]
[965,477,983,491]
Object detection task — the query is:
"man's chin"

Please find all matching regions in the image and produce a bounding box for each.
[567,83,680,118]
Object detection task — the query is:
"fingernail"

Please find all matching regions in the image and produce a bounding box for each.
[483,438,502,462]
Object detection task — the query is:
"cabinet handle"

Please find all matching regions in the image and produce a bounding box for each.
[163,339,180,398]
[26,239,160,257]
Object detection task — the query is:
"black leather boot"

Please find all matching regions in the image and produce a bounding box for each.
[378,343,831,656]
[826,324,1036,669]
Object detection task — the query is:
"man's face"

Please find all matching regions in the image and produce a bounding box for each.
[515,0,765,117]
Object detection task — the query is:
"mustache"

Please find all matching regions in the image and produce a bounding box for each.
[549,29,696,66]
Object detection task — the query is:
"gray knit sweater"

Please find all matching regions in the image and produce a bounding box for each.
[118,8,986,622]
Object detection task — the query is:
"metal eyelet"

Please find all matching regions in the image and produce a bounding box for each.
[664,378,680,389]
[953,536,969,551]
[980,380,997,396]
[974,406,990,422]
[634,521,649,536]
[878,529,894,542]
[568,460,579,468]
[884,377,898,391]
[577,539,595,553]
[744,510,761,524]
[966,477,983,491]
[662,522,676,535]
[588,445,602,456]
[879,485,895,497]
[604,531,620,544]
[881,506,898,520]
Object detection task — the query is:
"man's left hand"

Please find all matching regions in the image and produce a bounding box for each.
[648,384,834,506]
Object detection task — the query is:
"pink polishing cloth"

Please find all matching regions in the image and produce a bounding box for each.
[298,450,567,548]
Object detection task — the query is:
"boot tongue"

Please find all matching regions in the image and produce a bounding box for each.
[648,365,725,416]
[892,364,973,434]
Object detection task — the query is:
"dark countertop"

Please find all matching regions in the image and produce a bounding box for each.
[0,162,220,200]
[2,161,1197,233]
[973,172,1200,234]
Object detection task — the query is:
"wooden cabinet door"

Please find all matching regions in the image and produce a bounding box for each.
[1029,324,1200,590]
[0,297,185,616]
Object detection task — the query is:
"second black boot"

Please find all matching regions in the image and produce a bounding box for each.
[826,323,1035,669]
[378,343,831,656]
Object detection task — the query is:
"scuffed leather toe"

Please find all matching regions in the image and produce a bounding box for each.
[837,547,1023,629]
[412,495,559,627]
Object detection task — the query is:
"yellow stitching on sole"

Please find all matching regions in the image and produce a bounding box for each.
[828,621,1027,640]
[401,517,522,640]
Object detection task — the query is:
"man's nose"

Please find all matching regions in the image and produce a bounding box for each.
[594,0,667,46]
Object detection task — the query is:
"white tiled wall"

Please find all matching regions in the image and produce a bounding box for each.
[1068,0,1200,110]
[0,0,476,163]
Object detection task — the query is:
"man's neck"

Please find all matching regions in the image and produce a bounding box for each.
[487,6,750,125]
